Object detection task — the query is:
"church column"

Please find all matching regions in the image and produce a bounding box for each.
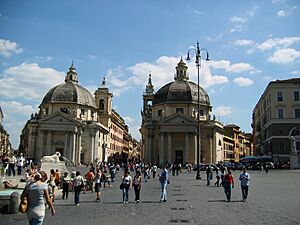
[148,135,152,163]
[159,133,164,164]
[46,131,52,156]
[93,133,98,161]
[194,133,197,164]
[77,130,82,164]
[63,132,68,158]
[167,133,172,163]
[185,133,189,163]
[71,131,76,163]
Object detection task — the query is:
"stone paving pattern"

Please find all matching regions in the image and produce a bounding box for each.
[1,168,300,225]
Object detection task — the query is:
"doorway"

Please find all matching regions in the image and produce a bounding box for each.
[175,150,183,164]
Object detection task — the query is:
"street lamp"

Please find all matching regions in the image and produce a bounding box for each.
[187,41,210,180]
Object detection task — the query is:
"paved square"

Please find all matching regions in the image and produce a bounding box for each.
[2,169,300,225]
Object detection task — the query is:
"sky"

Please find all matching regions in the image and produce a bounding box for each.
[0,0,300,149]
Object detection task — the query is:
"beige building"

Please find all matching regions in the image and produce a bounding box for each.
[20,64,110,164]
[252,78,300,162]
[140,59,224,165]
[0,106,12,156]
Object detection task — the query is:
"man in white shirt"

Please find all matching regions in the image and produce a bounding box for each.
[17,153,25,175]
[239,167,251,202]
[8,154,17,176]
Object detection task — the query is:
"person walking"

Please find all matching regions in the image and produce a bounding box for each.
[239,167,250,202]
[17,153,25,175]
[214,168,220,187]
[132,171,142,203]
[73,171,84,206]
[22,171,55,225]
[159,165,169,203]
[224,169,234,202]
[152,164,157,178]
[61,172,71,200]
[85,169,95,192]
[206,166,212,186]
[8,154,17,176]
[94,169,102,202]
[120,170,132,203]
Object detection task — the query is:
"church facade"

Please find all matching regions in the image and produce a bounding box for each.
[19,64,140,164]
[140,59,224,165]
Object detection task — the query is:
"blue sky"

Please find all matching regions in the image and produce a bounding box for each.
[0,0,299,149]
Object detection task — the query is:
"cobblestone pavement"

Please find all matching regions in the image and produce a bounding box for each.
[1,168,300,225]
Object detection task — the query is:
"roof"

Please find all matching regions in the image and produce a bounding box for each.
[153,80,210,105]
[41,81,96,108]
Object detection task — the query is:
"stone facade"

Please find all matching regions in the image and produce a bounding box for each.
[140,59,224,165]
[252,78,300,162]
[0,106,12,156]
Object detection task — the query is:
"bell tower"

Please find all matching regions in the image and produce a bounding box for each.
[65,61,79,83]
[95,77,113,128]
[142,74,154,123]
[174,58,189,81]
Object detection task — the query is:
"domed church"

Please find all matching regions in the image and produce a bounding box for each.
[140,59,224,165]
[19,63,110,164]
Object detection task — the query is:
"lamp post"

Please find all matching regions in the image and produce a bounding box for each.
[187,41,210,180]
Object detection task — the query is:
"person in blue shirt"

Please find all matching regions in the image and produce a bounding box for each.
[239,167,251,202]
[158,164,169,203]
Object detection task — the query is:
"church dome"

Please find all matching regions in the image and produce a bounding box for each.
[153,80,210,105]
[41,63,96,108]
[153,59,210,106]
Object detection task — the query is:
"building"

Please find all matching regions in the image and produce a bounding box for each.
[140,59,224,165]
[0,106,12,156]
[252,78,300,162]
[223,124,253,162]
[19,63,121,164]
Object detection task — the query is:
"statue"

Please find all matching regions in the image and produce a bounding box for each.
[291,136,297,153]
[41,152,61,163]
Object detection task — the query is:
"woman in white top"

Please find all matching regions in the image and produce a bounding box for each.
[73,171,84,206]
[132,170,142,203]
[121,170,132,203]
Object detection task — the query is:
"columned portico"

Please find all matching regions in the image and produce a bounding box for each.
[159,133,164,164]
[185,133,189,163]
[167,133,172,163]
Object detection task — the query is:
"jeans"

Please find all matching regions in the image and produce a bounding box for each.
[17,166,22,175]
[224,184,232,201]
[62,183,69,199]
[241,185,249,200]
[133,185,140,201]
[28,217,44,225]
[160,182,168,201]
[122,187,129,202]
[74,186,81,204]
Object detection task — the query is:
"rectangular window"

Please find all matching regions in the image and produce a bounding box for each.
[278,109,284,119]
[277,91,283,101]
[279,142,284,151]
[99,99,105,110]
[176,108,184,114]
[199,110,204,116]
[296,142,300,151]
[80,109,85,115]
[45,108,49,115]
[60,108,68,114]
[295,109,300,118]
[294,91,300,101]
[158,109,162,117]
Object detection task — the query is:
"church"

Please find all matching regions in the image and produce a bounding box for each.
[19,63,139,164]
[140,59,224,165]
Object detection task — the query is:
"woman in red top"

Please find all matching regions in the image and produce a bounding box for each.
[224,169,234,202]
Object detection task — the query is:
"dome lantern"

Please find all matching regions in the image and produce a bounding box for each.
[65,61,78,83]
[145,74,154,94]
[175,57,188,81]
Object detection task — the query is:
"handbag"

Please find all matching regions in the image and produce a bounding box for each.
[19,196,28,213]
[119,183,125,189]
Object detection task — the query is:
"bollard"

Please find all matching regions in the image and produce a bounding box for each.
[9,192,20,214]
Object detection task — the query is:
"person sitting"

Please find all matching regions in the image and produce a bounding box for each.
[2,179,18,189]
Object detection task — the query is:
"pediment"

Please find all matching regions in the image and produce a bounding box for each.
[39,112,80,124]
[159,113,196,124]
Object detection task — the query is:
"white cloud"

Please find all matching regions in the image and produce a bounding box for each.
[234,39,255,46]
[123,116,141,141]
[268,48,300,64]
[88,54,97,60]
[33,56,53,62]
[257,37,300,51]
[208,60,256,73]
[0,63,65,100]
[233,77,254,86]
[230,16,247,23]
[272,0,286,4]
[277,10,291,17]
[213,106,232,116]
[291,71,300,75]
[193,10,206,15]
[0,39,23,58]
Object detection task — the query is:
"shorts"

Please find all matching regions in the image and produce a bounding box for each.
[95,183,101,193]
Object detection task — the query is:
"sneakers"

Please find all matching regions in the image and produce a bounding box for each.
[94,198,100,202]
[76,204,79,206]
